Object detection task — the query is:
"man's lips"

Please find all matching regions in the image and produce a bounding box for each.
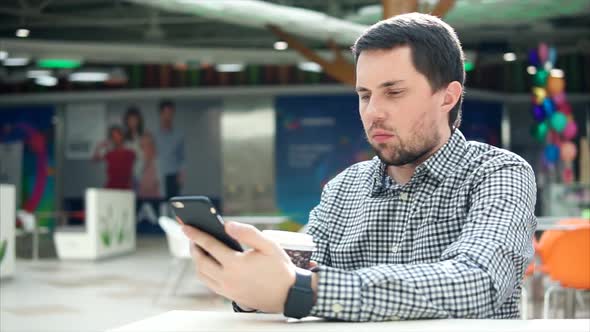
[371,130,395,143]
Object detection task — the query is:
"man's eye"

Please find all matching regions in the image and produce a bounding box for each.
[387,90,402,96]
[360,95,370,101]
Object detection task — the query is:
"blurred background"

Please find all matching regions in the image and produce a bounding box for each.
[0,1,589,331]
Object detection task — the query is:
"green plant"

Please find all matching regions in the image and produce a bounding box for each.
[118,224,125,244]
[0,239,7,266]
[100,231,111,247]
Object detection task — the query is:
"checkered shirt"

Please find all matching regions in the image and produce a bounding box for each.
[306,129,537,321]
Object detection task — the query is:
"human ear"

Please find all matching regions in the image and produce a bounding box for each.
[440,81,463,115]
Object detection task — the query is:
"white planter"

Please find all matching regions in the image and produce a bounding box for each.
[0,184,16,279]
[54,188,136,260]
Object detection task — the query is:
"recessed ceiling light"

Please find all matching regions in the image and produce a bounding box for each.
[215,63,244,72]
[274,41,288,51]
[3,57,30,66]
[298,62,322,73]
[16,29,30,38]
[35,76,58,87]
[503,52,517,62]
[69,72,110,82]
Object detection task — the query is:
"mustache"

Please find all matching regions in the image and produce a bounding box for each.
[368,122,396,134]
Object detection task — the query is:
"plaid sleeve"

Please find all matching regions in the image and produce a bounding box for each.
[306,182,333,266]
[309,163,537,321]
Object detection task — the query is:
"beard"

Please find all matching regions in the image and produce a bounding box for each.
[367,123,441,167]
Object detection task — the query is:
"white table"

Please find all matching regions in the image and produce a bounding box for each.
[108,311,590,332]
[536,216,589,231]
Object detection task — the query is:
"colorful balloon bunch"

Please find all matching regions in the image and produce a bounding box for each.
[529,43,578,183]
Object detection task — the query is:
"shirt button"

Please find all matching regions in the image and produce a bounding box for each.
[391,245,399,254]
[332,303,344,313]
[399,192,409,201]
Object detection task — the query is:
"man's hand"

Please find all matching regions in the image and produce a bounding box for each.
[181,222,297,313]
[309,260,318,269]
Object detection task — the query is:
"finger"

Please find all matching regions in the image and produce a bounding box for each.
[309,260,318,269]
[190,244,223,281]
[197,271,226,297]
[195,267,222,294]
[191,246,229,298]
[224,222,278,254]
[194,259,220,288]
[183,225,235,264]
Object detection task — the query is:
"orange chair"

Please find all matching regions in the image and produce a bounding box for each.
[536,218,590,318]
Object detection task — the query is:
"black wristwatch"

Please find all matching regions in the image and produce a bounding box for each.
[284,269,315,319]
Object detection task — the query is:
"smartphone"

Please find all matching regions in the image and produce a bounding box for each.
[169,196,243,252]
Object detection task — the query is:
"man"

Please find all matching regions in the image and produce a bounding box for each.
[182,13,536,321]
[155,100,185,198]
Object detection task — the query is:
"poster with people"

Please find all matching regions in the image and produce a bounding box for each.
[62,99,222,234]
[92,100,186,200]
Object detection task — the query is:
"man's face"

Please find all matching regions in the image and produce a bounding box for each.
[160,107,175,125]
[356,46,450,166]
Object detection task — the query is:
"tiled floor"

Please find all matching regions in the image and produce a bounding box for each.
[0,237,228,332]
[1,237,589,332]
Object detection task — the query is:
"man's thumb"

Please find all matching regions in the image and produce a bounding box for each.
[309,260,318,269]
[225,222,276,253]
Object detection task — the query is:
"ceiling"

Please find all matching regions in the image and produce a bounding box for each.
[0,0,589,64]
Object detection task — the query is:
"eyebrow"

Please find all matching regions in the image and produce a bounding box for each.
[355,80,405,93]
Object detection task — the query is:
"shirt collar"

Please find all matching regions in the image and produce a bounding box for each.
[371,129,467,194]
[370,159,388,196]
[417,129,467,182]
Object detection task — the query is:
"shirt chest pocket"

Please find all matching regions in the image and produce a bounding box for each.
[331,201,406,267]
[409,198,466,263]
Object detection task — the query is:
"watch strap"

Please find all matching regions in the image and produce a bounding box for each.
[284,269,314,319]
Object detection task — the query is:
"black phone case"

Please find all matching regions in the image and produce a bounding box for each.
[169,196,243,252]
